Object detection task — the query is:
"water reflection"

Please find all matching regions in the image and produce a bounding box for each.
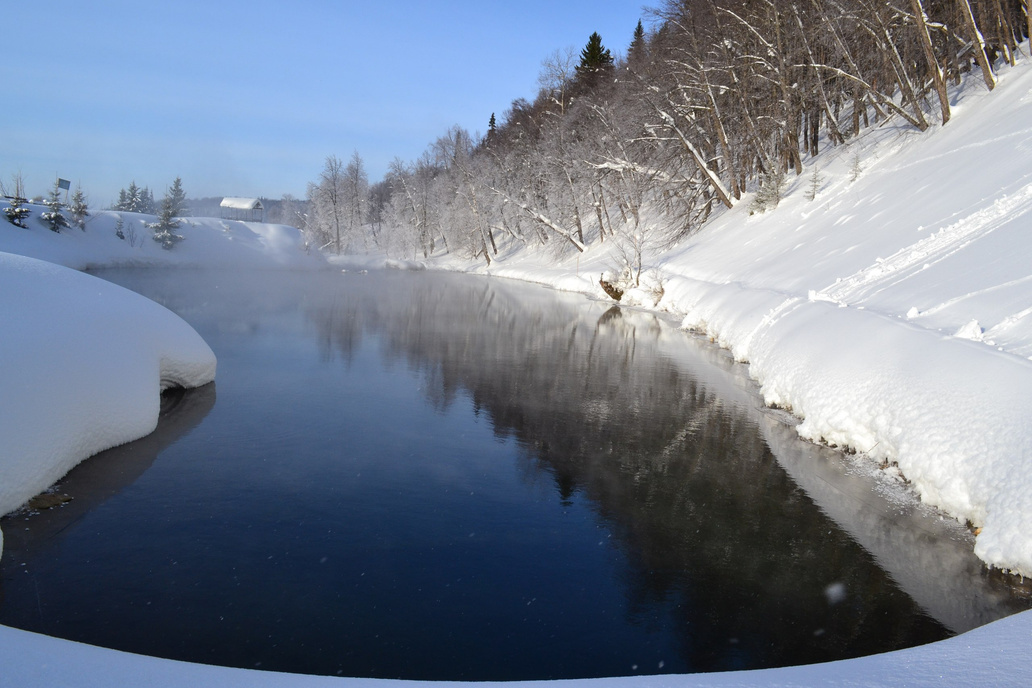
[1,269,1027,680]
[304,272,1028,663]
[0,384,216,550]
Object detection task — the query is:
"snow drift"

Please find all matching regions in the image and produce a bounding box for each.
[0,252,217,556]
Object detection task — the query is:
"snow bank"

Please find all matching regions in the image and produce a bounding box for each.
[0,252,216,556]
[0,208,327,270]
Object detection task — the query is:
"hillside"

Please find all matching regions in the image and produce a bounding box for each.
[383,52,1032,577]
[0,209,325,271]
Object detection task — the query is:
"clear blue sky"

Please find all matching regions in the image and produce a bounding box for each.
[2,0,648,207]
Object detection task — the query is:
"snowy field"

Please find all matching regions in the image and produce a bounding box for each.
[3,53,1032,688]
[0,210,326,271]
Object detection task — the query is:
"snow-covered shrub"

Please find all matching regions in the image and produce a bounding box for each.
[39,181,71,233]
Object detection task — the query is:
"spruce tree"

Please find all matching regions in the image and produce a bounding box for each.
[166,176,187,217]
[148,179,185,249]
[69,184,90,230]
[3,174,30,227]
[487,113,497,143]
[575,32,614,89]
[127,181,141,211]
[628,20,646,66]
[40,179,71,232]
[140,187,156,214]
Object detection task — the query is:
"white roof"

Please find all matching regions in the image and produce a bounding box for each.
[220,197,263,210]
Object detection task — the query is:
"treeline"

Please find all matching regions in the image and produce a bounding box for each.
[306,0,1029,267]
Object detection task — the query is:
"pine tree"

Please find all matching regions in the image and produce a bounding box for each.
[115,188,129,211]
[806,166,823,202]
[628,20,646,66]
[140,187,156,214]
[575,32,614,89]
[126,181,141,212]
[486,113,497,146]
[148,179,185,249]
[40,179,71,232]
[115,214,125,240]
[3,174,30,227]
[166,176,187,217]
[69,184,89,230]
[750,168,788,214]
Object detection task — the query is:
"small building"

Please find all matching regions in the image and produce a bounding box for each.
[220,197,264,222]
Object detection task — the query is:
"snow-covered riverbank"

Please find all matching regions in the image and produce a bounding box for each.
[0,253,217,559]
[379,54,1032,580]
[0,215,325,557]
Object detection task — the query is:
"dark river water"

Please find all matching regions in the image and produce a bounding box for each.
[1,269,1028,680]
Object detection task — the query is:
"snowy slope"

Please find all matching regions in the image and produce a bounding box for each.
[0,208,327,270]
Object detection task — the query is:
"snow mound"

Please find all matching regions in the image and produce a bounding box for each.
[0,252,217,557]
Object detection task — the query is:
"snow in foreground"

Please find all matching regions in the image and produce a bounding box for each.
[1,606,1029,687]
[0,253,216,557]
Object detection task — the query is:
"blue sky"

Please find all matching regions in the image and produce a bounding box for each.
[2,0,648,206]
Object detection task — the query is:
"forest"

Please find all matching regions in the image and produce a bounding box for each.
[301,0,1030,275]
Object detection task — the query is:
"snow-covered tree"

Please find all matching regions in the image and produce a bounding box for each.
[40,179,71,233]
[69,184,89,230]
[114,181,157,213]
[344,151,368,247]
[166,176,187,217]
[3,173,30,228]
[148,179,185,249]
[310,155,347,254]
[139,186,156,214]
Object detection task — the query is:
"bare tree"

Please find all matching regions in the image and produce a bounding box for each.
[311,155,347,254]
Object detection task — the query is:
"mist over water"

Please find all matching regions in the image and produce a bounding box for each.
[1,269,1027,680]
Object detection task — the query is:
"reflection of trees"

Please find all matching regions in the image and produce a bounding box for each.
[304,271,1023,672]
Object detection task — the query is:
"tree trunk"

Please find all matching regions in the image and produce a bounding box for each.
[957,0,997,90]
[910,0,951,124]
[872,5,930,131]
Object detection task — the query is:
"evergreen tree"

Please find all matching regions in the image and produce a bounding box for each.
[166,176,187,217]
[628,20,646,66]
[126,181,141,212]
[115,188,129,211]
[40,179,72,232]
[69,184,89,230]
[575,32,614,88]
[3,174,30,228]
[140,186,156,214]
[148,179,185,249]
[115,214,125,240]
